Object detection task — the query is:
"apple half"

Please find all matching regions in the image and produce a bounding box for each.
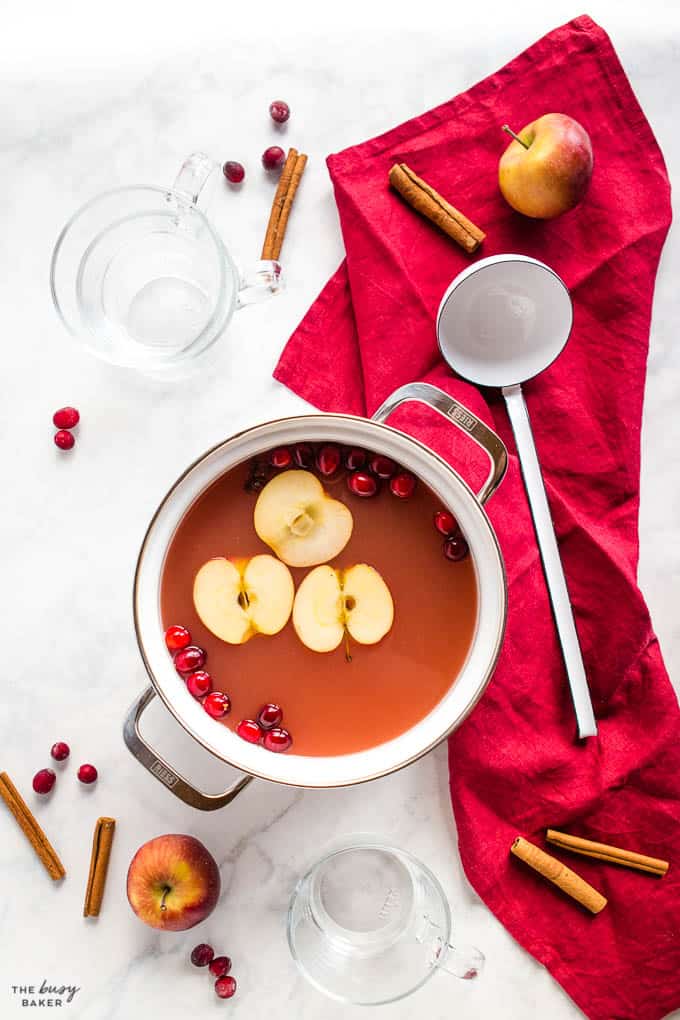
[193,554,294,644]
[254,470,353,568]
[293,563,394,653]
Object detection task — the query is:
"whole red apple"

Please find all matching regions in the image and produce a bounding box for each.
[127,834,220,931]
[498,113,593,219]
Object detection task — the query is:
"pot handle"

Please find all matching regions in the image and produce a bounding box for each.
[123,686,253,811]
[372,382,507,505]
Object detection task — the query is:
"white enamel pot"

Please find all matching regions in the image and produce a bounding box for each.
[125,383,508,809]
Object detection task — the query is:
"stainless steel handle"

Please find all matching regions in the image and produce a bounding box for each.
[123,686,253,811]
[503,384,597,738]
[372,382,507,504]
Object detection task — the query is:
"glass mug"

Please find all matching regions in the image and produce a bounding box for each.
[50,152,281,376]
[287,839,484,1006]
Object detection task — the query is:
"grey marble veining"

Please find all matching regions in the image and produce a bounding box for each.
[1,8,679,1019]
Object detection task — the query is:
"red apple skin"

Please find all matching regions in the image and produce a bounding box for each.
[499,113,593,219]
[126,834,221,932]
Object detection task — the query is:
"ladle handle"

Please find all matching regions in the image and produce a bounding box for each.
[372,382,507,504]
[502,384,597,739]
[123,686,253,811]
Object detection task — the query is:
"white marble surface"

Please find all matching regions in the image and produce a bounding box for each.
[1,3,679,1018]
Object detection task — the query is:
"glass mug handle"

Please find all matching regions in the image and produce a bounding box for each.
[172,151,282,306]
[418,916,485,980]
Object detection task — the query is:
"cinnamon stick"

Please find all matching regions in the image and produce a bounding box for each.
[511,836,607,914]
[261,147,308,260]
[546,829,669,877]
[84,817,116,917]
[271,153,308,260]
[0,771,65,881]
[388,163,485,254]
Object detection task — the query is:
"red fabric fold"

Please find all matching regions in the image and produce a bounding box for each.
[274,16,679,1019]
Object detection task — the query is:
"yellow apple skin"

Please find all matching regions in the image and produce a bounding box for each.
[126,834,220,931]
[499,113,593,219]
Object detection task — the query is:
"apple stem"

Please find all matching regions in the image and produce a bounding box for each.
[502,124,529,150]
[160,886,171,912]
[344,629,352,664]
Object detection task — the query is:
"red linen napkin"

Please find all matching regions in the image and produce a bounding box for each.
[274,15,679,1020]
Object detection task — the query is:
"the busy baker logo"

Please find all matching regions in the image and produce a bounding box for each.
[11,981,81,1008]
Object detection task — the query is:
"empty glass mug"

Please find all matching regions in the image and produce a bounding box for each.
[50,152,281,375]
[287,839,484,1005]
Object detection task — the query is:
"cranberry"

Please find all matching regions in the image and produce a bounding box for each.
[343,447,367,471]
[50,741,70,762]
[215,976,237,999]
[77,763,98,784]
[434,510,457,536]
[54,429,75,450]
[186,670,212,699]
[209,956,232,978]
[269,446,292,469]
[32,768,56,795]
[223,161,245,184]
[347,471,378,497]
[262,146,285,171]
[165,625,191,651]
[389,471,417,499]
[263,727,292,753]
[269,100,290,124]
[257,703,283,730]
[316,444,341,477]
[369,454,397,479]
[174,646,206,674]
[292,442,314,469]
[237,719,263,744]
[191,943,215,967]
[53,406,80,429]
[245,459,270,492]
[204,692,231,719]
[443,535,469,562]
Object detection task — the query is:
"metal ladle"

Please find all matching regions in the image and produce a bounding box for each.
[436,254,597,738]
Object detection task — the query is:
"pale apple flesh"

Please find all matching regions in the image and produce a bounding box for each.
[126,834,220,932]
[193,554,294,644]
[254,470,353,568]
[293,563,394,653]
[499,113,593,219]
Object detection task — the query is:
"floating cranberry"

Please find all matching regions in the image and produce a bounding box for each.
[53,406,80,429]
[165,625,191,652]
[174,646,206,674]
[223,161,245,184]
[443,535,469,562]
[209,956,232,978]
[263,727,292,753]
[347,471,378,498]
[77,763,98,785]
[32,768,56,795]
[343,447,367,471]
[186,670,212,699]
[50,741,70,762]
[54,429,75,451]
[191,943,215,967]
[269,100,290,124]
[215,975,237,999]
[204,692,231,719]
[237,719,263,744]
[257,703,283,730]
[270,446,292,469]
[262,146,285,171]
[316,444,341,477]
[390,471,417,499]
[434,510,457,536]
[292,442,314,469]
[369,454,397,480]
[245,460,269,492]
